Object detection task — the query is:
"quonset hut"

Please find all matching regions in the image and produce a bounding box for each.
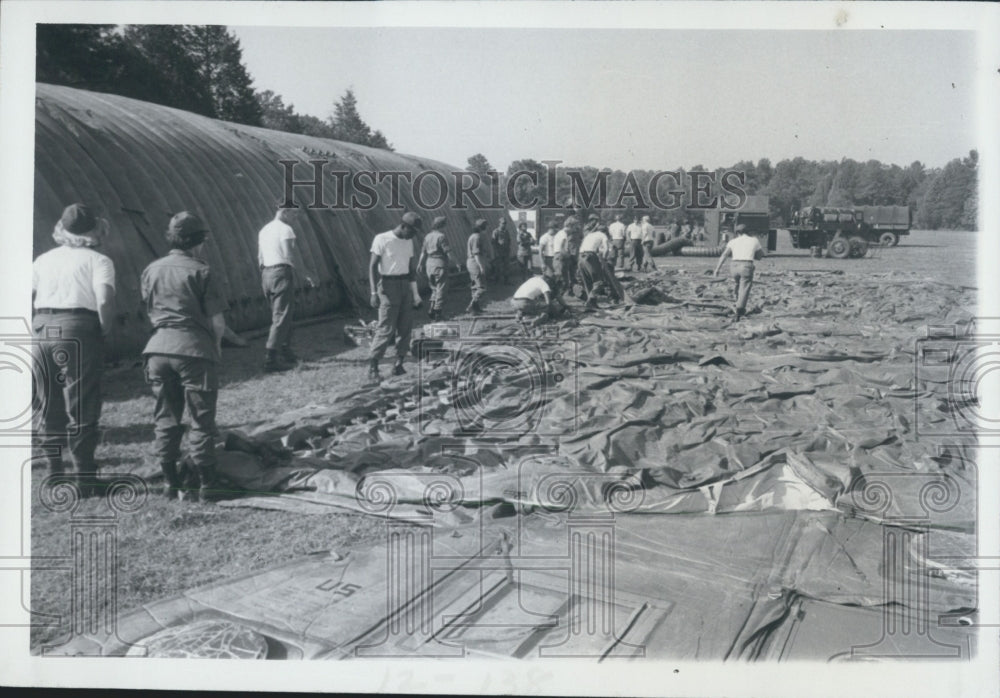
[34,83,493,356]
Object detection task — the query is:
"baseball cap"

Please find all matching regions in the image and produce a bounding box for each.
[166,211,209,249]
[431,216,447,230]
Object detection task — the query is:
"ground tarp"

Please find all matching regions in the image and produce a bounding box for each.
[54,266,979,659]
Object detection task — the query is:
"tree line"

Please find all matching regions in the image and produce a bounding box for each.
[467,151,977,231]
[36,24,393,150]
[36,25,976,230]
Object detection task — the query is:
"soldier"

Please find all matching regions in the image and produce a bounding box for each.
[607,213,626,269]
[258,206,316,373]
[511,270,567,325]
[626,215,643,271]
[537,220,557,274]
[141,212,227,502]
[640,215,657,272]
[713,223,764,320]
[578,223,611,307]
[416,216,453,320]
[490,216,512,285]
[368,212,423,380]
[552,216,581,298]
[32,203,116,497]
[584,213,600,232]
[466,218,489,314]
[515,222,534,279]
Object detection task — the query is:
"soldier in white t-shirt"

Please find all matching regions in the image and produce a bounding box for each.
[607,214,627,269]
[32,203,116,496]
[368,212,423,381]
[511,272,566,324]
[258,207,316,372]
[713,223,764,320]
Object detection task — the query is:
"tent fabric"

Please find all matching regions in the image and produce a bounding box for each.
[34,84,493,355]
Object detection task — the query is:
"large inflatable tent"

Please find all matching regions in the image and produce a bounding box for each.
[34,83,492,356]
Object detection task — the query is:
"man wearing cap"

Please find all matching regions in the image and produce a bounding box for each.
[32,203,116,496]
[369,212,423,380]
[626,215,644,271]
[490,216,512,285]
[713,223,764,320]
[607,213,627,269]
[511,271,566,325]
[640,215,657,272]
[578,224,612,307]
[417,216,453,320]
[258,207,315,373]
[141,212,227,501]
[537,221,557,274]
[465,218,489,314]
[515,222,534,279]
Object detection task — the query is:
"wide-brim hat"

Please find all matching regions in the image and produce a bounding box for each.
[53,203,108,247]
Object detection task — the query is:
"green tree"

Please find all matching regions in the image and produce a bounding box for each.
[257,90,302,133]
[329,89,393,150]
[188,26,262,125]
[467,153,494,177]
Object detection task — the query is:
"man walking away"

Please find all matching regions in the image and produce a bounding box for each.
[626,215,643,271]
[713,223,764,320]
[608,213,626,269]
[141,212,227,502]
[578,224,611,308]
[515,222,534,279]
[640,215,657,271]
[417,216,453,320]
[32,203,116,497]
[369,212,423,380]
[466,218,489,314]
[537,221,557,274]
[258,207,315,373]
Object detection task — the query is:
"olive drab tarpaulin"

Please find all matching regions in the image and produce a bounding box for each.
[34,84,494,356]
[61,264,968,660]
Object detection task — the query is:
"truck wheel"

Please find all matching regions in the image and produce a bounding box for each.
[879,232,899,247]
[827,237,851,259]
[848,236,869,258]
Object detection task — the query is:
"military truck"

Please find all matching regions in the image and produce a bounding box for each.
[704,195,778,252]
[786,205,911,258]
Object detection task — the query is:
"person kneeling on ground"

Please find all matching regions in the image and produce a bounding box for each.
[712,223,764,321]
[141,212,227,502]
[512,271,567,325]
[369,212,423,381]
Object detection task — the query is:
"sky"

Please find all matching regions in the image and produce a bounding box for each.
[231,27,978,172]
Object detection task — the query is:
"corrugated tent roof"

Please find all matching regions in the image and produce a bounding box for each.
[34,83,494,357]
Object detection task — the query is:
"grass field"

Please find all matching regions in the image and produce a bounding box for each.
[28,229,978,651]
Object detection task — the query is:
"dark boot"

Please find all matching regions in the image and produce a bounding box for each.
[392,361,406,376]
[161,461,183,500]
[76,469,105,499]
[263,349,292,373]
[280,345,299,364]
[197,468,228,504]
[367,358,382,382]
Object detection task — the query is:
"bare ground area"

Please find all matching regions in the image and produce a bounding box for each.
[28,229,978,651]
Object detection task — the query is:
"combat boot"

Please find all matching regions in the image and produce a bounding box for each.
[367,358,382,382]
[279,345,299,365]
[263,349,293,373]
[197,468,228,504]
[161,461,183,500]
[392,360,406,376]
